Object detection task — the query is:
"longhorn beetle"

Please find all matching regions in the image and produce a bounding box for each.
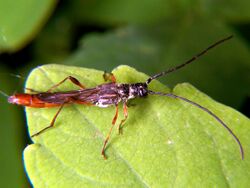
[8,35,244,159]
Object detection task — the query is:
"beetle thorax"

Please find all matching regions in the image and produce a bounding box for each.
[117,83,148,100]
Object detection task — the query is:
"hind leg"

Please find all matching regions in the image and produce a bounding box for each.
[31,103,65,137]
[47,76,85,92]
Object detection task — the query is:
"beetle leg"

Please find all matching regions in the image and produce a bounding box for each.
[101,104,119,159]
[117,102,128,134]
[31,103,65,137]
[103,71,116,83]
[47,76,85,92]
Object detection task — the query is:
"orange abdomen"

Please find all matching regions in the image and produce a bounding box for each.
[8,94,61,108]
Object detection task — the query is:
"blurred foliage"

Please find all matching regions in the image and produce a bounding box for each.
[0,0,57,52]
[0,66,27,187]
[0,0,250,187]
[67,0,250,24]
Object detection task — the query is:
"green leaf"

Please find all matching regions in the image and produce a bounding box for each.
[24,64,250,187]
[0,0,57,52]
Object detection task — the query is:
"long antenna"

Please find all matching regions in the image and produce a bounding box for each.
[148,90,244,160]
[146,35,233,85]
[0,90,9,98]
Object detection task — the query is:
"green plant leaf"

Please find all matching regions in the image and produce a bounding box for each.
[0,0,57,52]
[24,64,250,187]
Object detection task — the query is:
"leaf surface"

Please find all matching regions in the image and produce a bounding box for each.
[24,64,250,187]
